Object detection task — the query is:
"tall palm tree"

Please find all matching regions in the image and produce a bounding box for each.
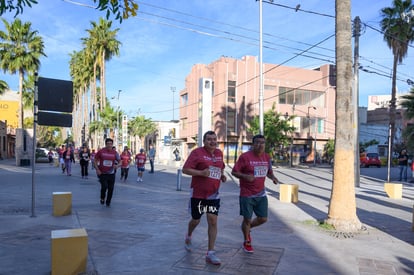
[0,18,46,128]
[85,18,121,110]
[380,0,414,161]
[326,0,362,232]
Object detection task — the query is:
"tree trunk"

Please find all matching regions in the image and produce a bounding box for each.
[101,50,106,108]
[389,53,398,163]
[326,0,362,232]
[18,70,24,129]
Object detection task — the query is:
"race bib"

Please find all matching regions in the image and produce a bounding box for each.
[254,166,268,177]
[138,159,144,163]
[102,160,113,167]
[209,166,221,180]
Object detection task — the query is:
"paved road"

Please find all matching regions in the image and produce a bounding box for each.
[0,159,413,275]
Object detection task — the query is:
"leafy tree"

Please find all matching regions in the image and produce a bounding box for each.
[359,139,380,153]
[84,18,121,109]
[89,104,117,139]
[0,0,139,22]
[0,79,8,95]
[323,139,335,163]
[0,18,45,128]
[326,0,362,232]
[129,115,157,142]
[380,0,414,164]
[247,104,295,153]
[400,86,414,151]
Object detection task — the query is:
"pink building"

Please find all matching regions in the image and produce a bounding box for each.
[179,55,336,163]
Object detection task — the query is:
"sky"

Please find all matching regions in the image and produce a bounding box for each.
[0,0,413,121]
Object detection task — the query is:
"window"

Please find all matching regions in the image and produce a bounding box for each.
[227,108,236,133]
[228,80,236,103]
[181,93,188,106]
[264,85,276,90]
[279,86,325,107]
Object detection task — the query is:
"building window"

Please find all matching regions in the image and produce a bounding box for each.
[227,108,236,133]
[181,93,188,106]
[228,80,236,103]
[279,86,325,107]
[264,85,276,91]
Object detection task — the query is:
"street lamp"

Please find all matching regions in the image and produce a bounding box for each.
[113,90,121,150]
[307,106,317,165]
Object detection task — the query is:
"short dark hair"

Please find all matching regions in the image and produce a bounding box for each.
[105,138,114,144]
[203,130,216,141]
[252,134,265,144]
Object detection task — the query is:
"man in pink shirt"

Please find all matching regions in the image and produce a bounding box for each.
[231,134,279,253]
[182,130,227,266]
[135,148,147,182]
[94,138,120,207]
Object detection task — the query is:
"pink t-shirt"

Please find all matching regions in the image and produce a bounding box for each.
[120,152,131,168]
[95,148,120,174]
[232,150,273,197]
[135,153,146,168]
[183,147,225,199]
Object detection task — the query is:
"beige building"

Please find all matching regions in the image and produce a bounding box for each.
[179,55,336,163]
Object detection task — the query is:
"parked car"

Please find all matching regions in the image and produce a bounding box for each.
[360,152,381,168]
[36,148,58,163]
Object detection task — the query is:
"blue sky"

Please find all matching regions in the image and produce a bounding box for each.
[0,0,413,121]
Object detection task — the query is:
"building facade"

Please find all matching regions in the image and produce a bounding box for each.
[179,55,336,163]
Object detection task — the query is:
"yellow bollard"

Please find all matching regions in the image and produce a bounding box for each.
[52,192,72,216]
[51,228,88,275]
[279,184,299,203]
[384,183,402,199]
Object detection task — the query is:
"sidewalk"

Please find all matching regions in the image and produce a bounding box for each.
[0,158,413,275]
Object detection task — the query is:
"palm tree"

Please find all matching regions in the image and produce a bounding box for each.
[399,86,414,150]
[326,0,362,232]
[84,18,121,110]
[0,18,46,128]
[380,0,414,161]
[0,80,8,95]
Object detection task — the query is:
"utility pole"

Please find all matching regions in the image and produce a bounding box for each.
[171,86,176,121]
[353,16,361,187]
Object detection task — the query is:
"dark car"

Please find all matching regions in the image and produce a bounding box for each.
[360,152,381,168]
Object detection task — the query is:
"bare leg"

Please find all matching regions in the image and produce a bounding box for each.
[206,213,218,251]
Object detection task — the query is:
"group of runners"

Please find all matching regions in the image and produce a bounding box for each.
[182,130,280,266]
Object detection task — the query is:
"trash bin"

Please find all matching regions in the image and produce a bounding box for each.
[20,159,30,166]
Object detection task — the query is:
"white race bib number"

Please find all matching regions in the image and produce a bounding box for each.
[254,166,268,177]
[103,160,113,167]
[209,166,221,180]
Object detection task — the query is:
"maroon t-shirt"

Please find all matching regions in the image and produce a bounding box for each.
[183,147,225,199]
[232,150,272,197]
[95,148,120,174]
[135,153,146,168]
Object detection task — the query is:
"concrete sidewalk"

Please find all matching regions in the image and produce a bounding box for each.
[0,158,413,275]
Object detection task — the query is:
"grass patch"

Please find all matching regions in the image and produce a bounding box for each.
[302,219,335,231]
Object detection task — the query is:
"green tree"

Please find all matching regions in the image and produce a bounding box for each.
[89,104,117,140]
[380,0,414,161]
[0,0,139,22]
[0,18,45,128]
[0,79,8,95]
[247,104,295,153]
[323,139,335,163]
[129,115,157,142]
[326,0,362,232]
[400,86,414,151]
[84,18,121,109]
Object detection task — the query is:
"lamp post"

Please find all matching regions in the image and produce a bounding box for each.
[258,0,264,135]
[307,106,317,165]
[116,90,121,150]
[171,86,176,121]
